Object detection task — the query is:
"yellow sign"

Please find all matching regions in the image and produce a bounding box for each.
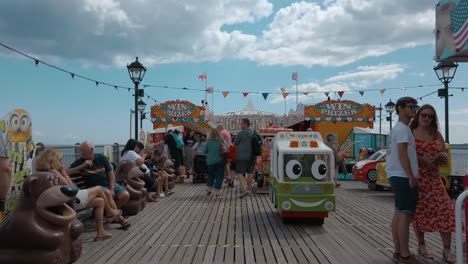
[151,100,203,121]
[305,100,375,121]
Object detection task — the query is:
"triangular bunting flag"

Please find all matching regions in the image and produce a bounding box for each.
[324,92,329,97]
[242,92,249,97]
[379,89,385,94]
[282,93,289,99]
[262,93,269,100]
[303,92,309,95]
[222,91,229,98]
[337,91,344,98]
[359,91,364,96]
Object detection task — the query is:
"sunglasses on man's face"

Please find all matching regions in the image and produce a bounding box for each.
[420,113,434,120]
[405,104,420,111]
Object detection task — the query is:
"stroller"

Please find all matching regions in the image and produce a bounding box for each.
[192,155,208,183]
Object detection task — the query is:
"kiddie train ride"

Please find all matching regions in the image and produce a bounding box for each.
[269,131,336,224]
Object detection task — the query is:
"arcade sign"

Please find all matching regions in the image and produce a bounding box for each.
[305,100,374,121]
[151,100,203,120]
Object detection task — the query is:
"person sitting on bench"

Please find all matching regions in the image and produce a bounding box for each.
[35,148,130,241]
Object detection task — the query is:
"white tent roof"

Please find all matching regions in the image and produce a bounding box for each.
[353,127,389,135]
[151,125,184,134]
[216,99,279,116]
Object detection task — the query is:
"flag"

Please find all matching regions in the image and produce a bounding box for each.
[242,92,249,97]
[451,0,468,51]
[262,93,269,100]
[324,92,329,97]
[303,92,309,95]
[198,73,207,80]
[337,91,344,98]
[379,89,385,94]
[280,87,286,93]
[292,72,298,81]
[282,93,289,99]
[359,91,364,96]
[222,91,229,98]
[206,87,214,93]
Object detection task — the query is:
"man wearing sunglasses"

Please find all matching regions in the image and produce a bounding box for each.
[386,97,421,264]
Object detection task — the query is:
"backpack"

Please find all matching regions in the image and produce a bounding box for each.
[251,130,263,156]
[172,134,184,149]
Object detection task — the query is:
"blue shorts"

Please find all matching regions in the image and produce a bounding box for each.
[390,176,418,215]
[103,183,126,198]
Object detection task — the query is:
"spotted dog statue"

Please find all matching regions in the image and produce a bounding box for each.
[0,172,84,264]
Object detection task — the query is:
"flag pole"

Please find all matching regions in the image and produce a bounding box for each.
[204,72,207,118]
[295,75,298,109]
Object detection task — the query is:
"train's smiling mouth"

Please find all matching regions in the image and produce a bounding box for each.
[290,198,325,208]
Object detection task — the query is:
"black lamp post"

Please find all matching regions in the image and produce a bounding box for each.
[137,99,147,130]
[127,57,147,139]
[434,61,458,143]
[385,99,396,130]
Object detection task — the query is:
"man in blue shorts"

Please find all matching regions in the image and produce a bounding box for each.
[68,141,130,208]
[386,97,421,264]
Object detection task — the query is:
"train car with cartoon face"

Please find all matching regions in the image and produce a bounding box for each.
[269,132,336,224]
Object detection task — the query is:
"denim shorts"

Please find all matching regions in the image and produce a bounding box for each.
[390,176,418,215]
[103,183,126,198]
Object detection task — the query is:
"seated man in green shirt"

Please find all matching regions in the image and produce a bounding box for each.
[68,141,129,208]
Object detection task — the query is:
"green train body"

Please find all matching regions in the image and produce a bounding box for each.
[269,132,336,223]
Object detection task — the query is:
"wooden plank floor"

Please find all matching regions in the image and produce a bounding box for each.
[76,180,458,264]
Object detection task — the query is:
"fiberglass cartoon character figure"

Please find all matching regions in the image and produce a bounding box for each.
[5,109,35,160]
[269,132,336,224]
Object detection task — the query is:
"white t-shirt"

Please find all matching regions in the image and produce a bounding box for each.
[121,150,149,175]
[386,121,419,178]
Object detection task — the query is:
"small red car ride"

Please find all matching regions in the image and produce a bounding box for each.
[352,149,386,182]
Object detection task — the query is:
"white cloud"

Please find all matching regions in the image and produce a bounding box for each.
[325,64,405,88]
[0,0,434,67]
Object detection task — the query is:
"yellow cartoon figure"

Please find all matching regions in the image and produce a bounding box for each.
[6,109,35,161]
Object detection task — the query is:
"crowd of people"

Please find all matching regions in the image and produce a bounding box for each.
[387,97,455,264]
[0,102,460,263]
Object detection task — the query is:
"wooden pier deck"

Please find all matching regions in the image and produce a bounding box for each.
[76,180,457,264]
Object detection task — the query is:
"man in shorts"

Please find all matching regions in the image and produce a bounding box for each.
[68,141,130,208]
[386,97,421,264]
[234,118,256,198]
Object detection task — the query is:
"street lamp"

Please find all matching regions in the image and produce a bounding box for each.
[127,57,147,139]
[385,99,396,130]
[434,61,458,143]
[137,99,147,129]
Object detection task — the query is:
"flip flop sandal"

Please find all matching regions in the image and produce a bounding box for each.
[104,209,122,223]
[117,216,131,229]
[94,234,112,242]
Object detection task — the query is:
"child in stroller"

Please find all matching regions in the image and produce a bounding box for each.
[192,135,208,183]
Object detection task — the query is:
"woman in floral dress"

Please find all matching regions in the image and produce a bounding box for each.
[410,104,455,263]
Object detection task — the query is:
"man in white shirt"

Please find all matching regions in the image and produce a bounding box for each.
[386,97,421,264]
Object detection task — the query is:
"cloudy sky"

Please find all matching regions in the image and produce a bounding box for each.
[1,0,467,144]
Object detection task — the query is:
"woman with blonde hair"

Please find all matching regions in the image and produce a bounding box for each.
[35,148,129,241]
[204,129,226,196]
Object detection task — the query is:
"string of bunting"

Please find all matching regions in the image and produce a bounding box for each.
[0,41,464,104]
[0,41,162,104]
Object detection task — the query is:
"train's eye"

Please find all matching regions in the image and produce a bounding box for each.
[10,114,20,132]
[311,160,327,180]
[285,160,302,180]
[19,113,31,132]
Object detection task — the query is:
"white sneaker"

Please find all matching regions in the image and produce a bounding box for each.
[159,193,166,198]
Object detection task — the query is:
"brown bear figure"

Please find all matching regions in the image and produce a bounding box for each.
[116,161,147,216]
[0,172,84,264]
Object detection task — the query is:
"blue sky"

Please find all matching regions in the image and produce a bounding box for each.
[1,0,467,144]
